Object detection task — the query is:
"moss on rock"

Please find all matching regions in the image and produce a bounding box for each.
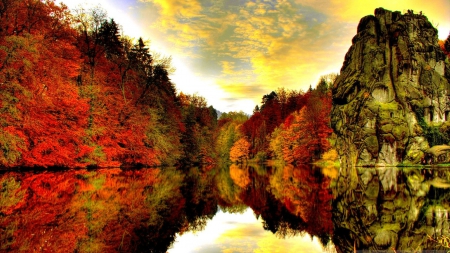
[364,136,379,156]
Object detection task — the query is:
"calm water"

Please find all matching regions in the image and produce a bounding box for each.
[0,163,449,252]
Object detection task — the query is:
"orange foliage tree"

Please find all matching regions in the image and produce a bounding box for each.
[229,137,251,163]
[215,111,248,161]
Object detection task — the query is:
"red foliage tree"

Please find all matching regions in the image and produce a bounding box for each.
[292,94,333,163]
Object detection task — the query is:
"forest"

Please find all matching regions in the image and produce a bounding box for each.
[0,0,337,169]
[1,0,449,169]
[0,0,221,168]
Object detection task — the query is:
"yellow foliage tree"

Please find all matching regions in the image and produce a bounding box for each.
[229,137,250,163]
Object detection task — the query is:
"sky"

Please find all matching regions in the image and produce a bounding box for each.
[61,0,450,114]
[168,208,329,253]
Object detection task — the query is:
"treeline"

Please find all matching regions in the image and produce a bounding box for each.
[0,0,217,168]
[216,76,336,164]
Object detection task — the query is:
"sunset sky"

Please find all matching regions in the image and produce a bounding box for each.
[62,0,450,114]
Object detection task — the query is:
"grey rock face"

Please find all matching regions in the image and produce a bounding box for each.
[331,8,450,167]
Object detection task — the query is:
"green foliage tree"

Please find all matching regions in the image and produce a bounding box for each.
[215,111,247,160]
[178,93,218,164]
[98,18,123,59]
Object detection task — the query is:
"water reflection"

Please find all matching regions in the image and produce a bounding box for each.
[2,164,449,252]
[0,167,215,252]
[332,167,450,252]
[169,208,327,253]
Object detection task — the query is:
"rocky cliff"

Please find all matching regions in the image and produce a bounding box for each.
[331,8,450,167]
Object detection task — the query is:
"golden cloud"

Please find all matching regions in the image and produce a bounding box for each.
[220,61,235,75]
[141,0,449,112]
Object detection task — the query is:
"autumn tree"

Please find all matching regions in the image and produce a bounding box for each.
[73,5,107,81]
[71,8,187,167]
[0,0,220,168]
[179,93,218,165]
[97,18,123,59]
[240,89,309,159]
[292,93,333,162]
[216,111,247,160]
[241,111,265,157]
[229,137,250,163]
[268,86,333,164]
[0,0,94,167]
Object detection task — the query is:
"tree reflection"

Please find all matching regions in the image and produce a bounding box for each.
[1,164,444,252]
[266,164,334,244]
[180,167,218,233]
[215,162,335,247]
[0,166,218,253]
[229,163,251,188]
[216,162,245,209]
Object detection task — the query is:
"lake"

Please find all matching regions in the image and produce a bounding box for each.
[0,163,449,252]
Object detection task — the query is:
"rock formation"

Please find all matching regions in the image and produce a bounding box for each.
[331,8,450,167]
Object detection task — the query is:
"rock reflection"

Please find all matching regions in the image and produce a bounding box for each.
[332,167,450,252]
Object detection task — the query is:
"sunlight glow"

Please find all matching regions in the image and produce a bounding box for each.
[60,0,450,113]
[168,208,329,253]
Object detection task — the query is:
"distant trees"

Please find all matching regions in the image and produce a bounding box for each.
[178,93,218,165]
[217,77,335,164]
[439,33,450,61]
[215,111,247,160]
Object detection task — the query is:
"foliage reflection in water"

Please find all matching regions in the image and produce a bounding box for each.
[2,164,450,252]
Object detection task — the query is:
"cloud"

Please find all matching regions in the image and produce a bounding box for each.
[220,61,235,75]
[138,0,450,113]
[142,0,348,104]
[221,82,267,97]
